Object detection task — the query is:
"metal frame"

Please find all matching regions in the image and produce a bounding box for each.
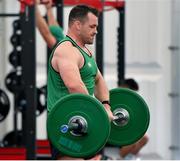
[56,0,64,27]
[0,2,36,159]
[96,12,104,75]
[117,6,125,85]
[0,14,19,17]
[20,5,36,159]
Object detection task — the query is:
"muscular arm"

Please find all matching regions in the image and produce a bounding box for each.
[36,6,57,48]
[52,44,89,94]
[94,70,109,101]
[94,70,114,120]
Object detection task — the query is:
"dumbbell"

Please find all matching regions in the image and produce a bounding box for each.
[47,88,150,158]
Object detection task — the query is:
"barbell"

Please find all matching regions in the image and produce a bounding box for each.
[47,88,150,158]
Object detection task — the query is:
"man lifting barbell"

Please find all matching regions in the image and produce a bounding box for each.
[46,4,114,160]
[46,4,150,160]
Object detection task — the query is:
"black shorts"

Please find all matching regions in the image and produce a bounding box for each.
[49,141,104,160]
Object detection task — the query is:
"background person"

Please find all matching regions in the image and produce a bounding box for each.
[36,0,64,49]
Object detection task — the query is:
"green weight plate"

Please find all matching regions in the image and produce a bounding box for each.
[108,88,150,146]
[47,94,110,158]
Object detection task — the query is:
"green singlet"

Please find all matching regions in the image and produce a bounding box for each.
[47,36,98,112]
[49,25,65,42]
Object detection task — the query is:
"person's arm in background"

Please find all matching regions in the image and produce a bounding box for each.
[45,0,59,26]
[45,0,65,43]
[94,70,114,121]
[35,0,57,48]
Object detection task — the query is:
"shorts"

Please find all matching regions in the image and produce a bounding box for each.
[49,141,104,160]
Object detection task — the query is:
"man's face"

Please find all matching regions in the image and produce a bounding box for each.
[79,12,98,44]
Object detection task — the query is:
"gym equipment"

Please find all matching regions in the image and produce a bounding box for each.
[47,94,110,158]
[108,88,150,146]
[0,147,26,160]
[52,0,125,11]
[0,89,10,122]
[36,140,51,159]
[12,19,21,30]
[10,34,21,47]
[47,88,150,158]
[9,50,21,68]
[5,70,22,93]
[17,87,46,116]
[2,130,23,147]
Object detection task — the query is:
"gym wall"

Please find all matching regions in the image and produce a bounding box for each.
[103,0,172,159]
[125,0,172,159]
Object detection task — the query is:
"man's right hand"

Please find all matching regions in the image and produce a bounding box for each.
[103,104,115,121]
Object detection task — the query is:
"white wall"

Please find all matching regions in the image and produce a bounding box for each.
[104,0,172,159]
[126,0,172,159]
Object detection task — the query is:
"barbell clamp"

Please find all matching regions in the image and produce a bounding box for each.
[60,116,88,136]
[112,108,130,127]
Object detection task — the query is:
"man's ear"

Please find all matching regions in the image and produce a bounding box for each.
[74,20,81,31]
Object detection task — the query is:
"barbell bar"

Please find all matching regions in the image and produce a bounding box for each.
[60,108,129,136]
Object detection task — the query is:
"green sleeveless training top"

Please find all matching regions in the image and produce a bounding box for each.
[47,36,98,112]
[49,25,65,42]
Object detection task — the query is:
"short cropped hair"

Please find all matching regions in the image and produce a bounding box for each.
[68,5,99,26]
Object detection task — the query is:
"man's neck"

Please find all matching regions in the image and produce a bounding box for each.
[67,31,85,48]
[67,31,92,56]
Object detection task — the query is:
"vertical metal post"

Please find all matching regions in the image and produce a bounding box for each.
[117,6,125,85]
[56,0,63,27]
[20,5,36,159]
[96,12,104,75]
